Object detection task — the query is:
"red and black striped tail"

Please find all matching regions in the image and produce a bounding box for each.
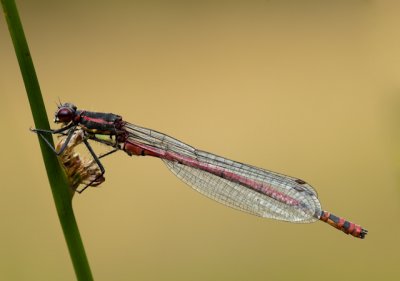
[319,211,368,239]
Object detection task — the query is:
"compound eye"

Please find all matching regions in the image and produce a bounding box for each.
[56,108,74,123]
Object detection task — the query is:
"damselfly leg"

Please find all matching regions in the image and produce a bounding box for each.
[31,123,77,155]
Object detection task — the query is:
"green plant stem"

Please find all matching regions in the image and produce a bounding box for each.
[1,1,94,280]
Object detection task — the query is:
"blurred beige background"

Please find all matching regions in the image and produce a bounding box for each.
[1,0,399,280]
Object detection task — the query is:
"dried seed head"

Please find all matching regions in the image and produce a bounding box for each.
[56,130,105,190]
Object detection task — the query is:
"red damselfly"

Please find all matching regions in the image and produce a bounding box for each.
[32,103,368,239]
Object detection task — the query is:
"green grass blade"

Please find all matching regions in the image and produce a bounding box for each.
[1,0,94,280]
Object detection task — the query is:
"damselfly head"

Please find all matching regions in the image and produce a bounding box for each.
[55,103,77,124]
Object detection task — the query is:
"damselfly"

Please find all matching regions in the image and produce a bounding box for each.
[32,103,368,239]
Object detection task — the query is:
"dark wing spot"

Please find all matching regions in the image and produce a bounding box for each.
[294,179,307,192]
[295,179,306,184]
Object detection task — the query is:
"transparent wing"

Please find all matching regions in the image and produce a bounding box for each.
[124,122,322,223]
